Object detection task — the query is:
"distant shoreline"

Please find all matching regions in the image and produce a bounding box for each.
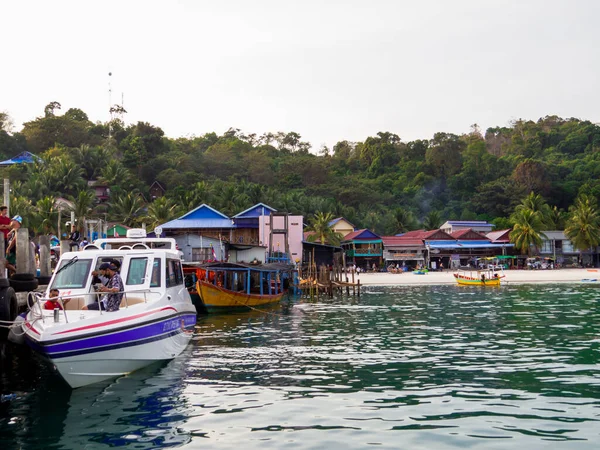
[354,268,600,286]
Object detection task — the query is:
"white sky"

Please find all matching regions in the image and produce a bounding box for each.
[2,0,599,151]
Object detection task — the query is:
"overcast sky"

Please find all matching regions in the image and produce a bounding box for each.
[2,0,599,151]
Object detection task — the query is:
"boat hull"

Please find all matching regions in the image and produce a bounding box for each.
[198,280,284,308]
[24,309,196,388]
[454,274,502,286]
[456,277,500,286]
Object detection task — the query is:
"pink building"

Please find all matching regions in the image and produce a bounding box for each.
[258,214,303,264]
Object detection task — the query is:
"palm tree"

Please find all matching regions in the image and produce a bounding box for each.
[31,196,57,235]
[305,212,343,246]
[509,208,547,255]
[69,189,97,236]
[109,192,146,227]
[145,196,179,230]
[393,207,417,233]
[9,195,34,227]
[547,205,567,230]
[515,191,551,227]
[422,210,442,230]
[47,157,86,196]
[564,194,600,264]
[98,160,133,188]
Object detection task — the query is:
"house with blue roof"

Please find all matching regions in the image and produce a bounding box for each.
[158,203,303,264]
[341,229,383,270]
[158,204,234,261]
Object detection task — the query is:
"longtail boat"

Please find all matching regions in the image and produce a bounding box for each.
[453,268,505,286]
[195,262,291,309]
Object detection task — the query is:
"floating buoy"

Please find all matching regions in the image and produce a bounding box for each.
[7,313,26,345]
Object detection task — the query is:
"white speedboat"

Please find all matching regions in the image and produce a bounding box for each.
[22,229,197,388]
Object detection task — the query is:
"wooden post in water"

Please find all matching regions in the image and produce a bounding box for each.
[16,228,31,274]
[39,235,51,277]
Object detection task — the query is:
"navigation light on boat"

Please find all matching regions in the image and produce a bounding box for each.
[126,228,147,238]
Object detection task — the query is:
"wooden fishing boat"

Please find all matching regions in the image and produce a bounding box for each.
[453,268,504,286]
[195,262,291,309]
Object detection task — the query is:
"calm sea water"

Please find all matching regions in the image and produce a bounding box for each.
[1,284,600,449]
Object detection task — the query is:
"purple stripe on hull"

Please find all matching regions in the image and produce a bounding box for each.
[27,314,196,359]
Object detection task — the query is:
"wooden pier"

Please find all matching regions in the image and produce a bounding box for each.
[297,250,360,299]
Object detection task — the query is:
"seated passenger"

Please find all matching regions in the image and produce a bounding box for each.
[84,263,123,311]
[43,288,70,310]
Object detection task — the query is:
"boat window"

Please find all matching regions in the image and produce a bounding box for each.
[150,259,161,288]
[166,259,183,287]
[51,258,93,289]
[127,257,148,285]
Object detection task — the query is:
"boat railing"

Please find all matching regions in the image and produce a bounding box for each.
[31,289,156,323]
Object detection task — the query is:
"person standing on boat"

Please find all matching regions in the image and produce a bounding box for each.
[85,263,123,311]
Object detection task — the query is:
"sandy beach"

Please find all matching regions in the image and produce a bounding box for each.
[355,268,600,286]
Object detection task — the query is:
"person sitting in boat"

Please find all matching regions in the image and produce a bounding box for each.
[84,263,123,311]
[91,262,111,286]
[43,288,70,310]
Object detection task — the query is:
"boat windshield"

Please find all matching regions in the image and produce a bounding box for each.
[51,258,93,289]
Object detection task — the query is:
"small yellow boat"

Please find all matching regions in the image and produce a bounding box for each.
[453,268,504,286]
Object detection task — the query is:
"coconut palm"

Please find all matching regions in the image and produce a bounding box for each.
[305,212,343,246]
[31,196,57,235]
[98,160,133,188]
[145,196,179,230]
[564,195,600,262]
[69,189,97,235]
[547,205,567,230]
[515,191,551,226]
[509,208,547,255]
[8,195,34,227]
[393,207,418,233]
[108,192,146,227]
[422,210,442,230]
[47,157,86,196]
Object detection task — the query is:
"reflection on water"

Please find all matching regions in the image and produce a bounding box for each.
[2,285,600,449]
[0,345,192,450]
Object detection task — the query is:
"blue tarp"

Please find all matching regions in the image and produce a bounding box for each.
[0,151,42,166]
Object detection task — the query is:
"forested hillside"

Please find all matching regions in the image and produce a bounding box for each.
[1,103,599,236]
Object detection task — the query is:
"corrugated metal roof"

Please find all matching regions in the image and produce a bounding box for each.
[343,229,380,241]
[486,229,511,242]
[383,238,424,247]
[428,242,514,249]
[232,203,276,218]
[160,219,235,229]
[541,230,567,240]
[445,221,493,226]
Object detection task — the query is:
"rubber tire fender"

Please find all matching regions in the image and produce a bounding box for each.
[11,273,35,281]
[9,278,39,292]
[36,276,52,286]
[0,286,18,323]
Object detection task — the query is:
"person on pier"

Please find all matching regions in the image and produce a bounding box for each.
[68,226,81,251]
[5,215,22,276]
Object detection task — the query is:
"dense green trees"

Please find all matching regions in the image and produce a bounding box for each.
[3,105,600,240]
